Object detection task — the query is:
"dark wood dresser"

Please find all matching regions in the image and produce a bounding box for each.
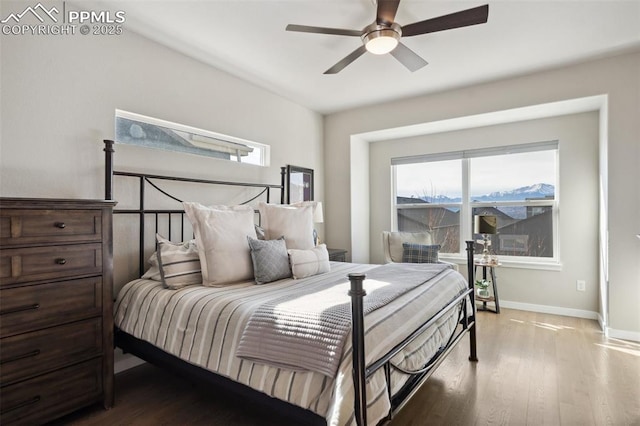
[0,198,116,424]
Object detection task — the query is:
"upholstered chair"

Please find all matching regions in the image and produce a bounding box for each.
[382,231,459,271]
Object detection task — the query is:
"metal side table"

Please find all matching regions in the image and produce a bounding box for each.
[474,261,501,314]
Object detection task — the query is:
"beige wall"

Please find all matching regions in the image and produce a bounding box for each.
[369,113,599,314]
[325,51,640,338]
[0,24,324,290]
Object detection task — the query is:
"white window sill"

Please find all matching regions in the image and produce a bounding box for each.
[440,255,563,271]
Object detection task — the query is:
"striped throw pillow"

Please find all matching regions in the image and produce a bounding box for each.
[401,243,441,264]
[156,234,202,289]
[287,244,330,279]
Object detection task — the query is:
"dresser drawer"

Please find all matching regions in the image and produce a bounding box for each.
[0,358,102,425]
[0,278,102,337]
[0,209,102,247]
[0,243,102,286]
[0,318,102,384]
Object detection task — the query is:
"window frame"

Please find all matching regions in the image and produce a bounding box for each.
[392,141,560,269]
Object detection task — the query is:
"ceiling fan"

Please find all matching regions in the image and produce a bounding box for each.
[286,0,489,74]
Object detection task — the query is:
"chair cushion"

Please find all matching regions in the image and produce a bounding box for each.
[387,231,434,263]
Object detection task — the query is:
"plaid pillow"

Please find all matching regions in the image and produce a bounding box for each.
[401,243,441,264]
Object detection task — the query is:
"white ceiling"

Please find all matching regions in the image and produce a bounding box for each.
[102,0,640,114]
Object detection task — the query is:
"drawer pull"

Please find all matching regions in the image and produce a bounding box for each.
[55,258,67,265]
[0,349,41,365]
[54,222,66,229]
[0,303,40,316]
[1,396,41,415]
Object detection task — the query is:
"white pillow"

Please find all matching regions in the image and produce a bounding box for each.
[288,244,330,279]
[183,202,256,286]
[141,251,161,281]
[258,202,314,250]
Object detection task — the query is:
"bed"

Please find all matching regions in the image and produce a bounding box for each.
[104,140,478,425]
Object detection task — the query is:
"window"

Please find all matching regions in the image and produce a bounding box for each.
[115,110,269,166]
[393,142,558,262]
[395,159,462,253]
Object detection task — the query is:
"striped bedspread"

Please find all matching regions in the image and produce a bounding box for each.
[114,262,468,426]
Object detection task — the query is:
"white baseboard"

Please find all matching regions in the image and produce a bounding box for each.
[500,301,640,342]
[606,327,640,343]
[597,313,605,331]
[114,348,146,374]
[500,300,599,320]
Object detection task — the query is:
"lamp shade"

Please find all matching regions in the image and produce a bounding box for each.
[474,215,497,234]
[291,200,323,223]
[313,201,324,223]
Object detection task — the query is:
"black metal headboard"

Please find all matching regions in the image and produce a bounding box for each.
[103,139,285,276]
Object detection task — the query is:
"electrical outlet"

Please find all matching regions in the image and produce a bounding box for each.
[576,280,586,292]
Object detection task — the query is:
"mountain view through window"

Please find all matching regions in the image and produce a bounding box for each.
[395,147,557,259]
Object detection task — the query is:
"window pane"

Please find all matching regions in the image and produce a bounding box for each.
[472,206,553,258]
[470,150,555,258]
[396,160,462,202]
[115,111,267,166]
[470,151,555,202]
[396,160,462,253]
[397,206,460,253]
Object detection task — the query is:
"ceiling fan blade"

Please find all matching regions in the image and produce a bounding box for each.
[324,45,368,74]
[390,42,428,72]
[376,0,401,26]
[401,4,489,37]
[286,24,362,37]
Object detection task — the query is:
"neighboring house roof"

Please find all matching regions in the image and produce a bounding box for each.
[115,117,253,160]
[396,196,428,204]
[396,200,460,230]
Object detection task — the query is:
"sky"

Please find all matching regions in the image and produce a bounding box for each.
[396,150,556,199]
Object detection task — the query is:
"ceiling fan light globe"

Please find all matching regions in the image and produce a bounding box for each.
[362,23,401,55]
[365,34,399,54]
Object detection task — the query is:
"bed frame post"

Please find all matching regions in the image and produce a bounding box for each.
[465,240,478,362]
[104,139,114,200]
[280,166,286,204]
[348,273,367,426]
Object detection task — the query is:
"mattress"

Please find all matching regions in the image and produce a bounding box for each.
[114,262,468,426]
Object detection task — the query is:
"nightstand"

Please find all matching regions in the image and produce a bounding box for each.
[474,261,501,314]
[327,248,347,262]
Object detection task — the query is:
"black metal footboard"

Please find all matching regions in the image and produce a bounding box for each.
[349,241,477,425]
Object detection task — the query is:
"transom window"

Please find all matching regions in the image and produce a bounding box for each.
[115,109,269,166]
[393,141,558,262]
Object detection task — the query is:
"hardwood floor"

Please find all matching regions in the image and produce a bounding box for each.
[55,309,640,425]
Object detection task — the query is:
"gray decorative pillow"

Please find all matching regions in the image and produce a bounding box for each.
[247,236,292,285]
[156,234,203,289]
[402,243,441,264]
